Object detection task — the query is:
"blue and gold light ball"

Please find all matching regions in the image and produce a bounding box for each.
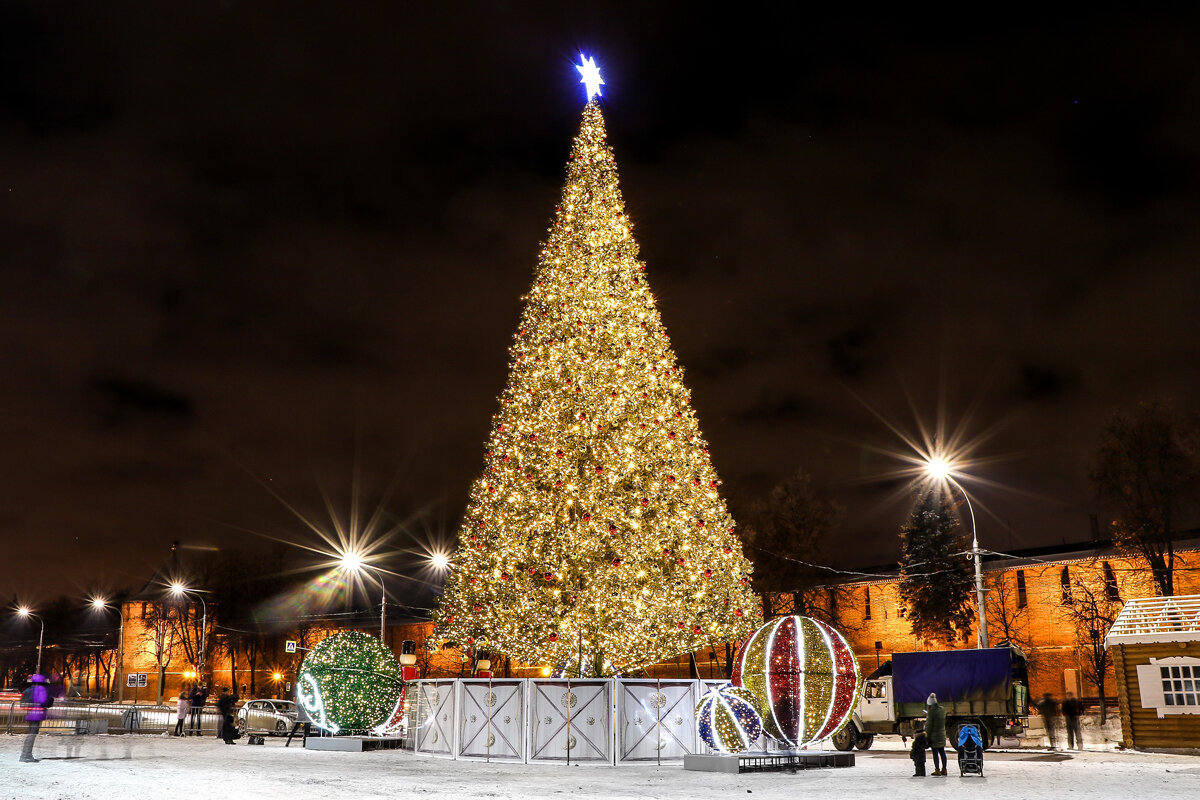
[696,685,764,753]
[731,615,861,748]
[297,631,403,735]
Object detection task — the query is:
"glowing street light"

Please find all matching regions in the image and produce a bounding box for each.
[169,584,208,680]
[89,597,126,701]
[16,607,45,674]
[429,552,451,571]
[921,454,989,649]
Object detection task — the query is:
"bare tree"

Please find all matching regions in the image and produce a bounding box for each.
[1091,402,1199,596]
[137,605,178,704]
[738,468,844,612]
[1063,577,1123,723]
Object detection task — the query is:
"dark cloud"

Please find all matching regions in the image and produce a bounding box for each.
[3,2,1200,600]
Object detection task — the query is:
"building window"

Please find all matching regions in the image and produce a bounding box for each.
[1016,570,1027,608]
[864,587,872,620]
[1061,566,1072,604]
[1161,665,1199,708]
[1103,561,1121,602]
[140,602,148,620]
[898,606,907,619]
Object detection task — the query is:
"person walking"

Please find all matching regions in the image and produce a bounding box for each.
[174,691,190,736]
[925,693,948,776]
[909,719,929,777]
[19,674,53,763]
[1062,691,1084,750]
[188,683,208,736]
[1037,692,1062,750]
[216,688,238,744]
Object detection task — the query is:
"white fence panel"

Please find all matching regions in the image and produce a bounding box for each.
[615,679,702,762]
[527,679,612,763]
[414,680,457,756]
[457,679,525,761]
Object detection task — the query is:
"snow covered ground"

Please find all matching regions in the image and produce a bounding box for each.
[2,733,1198,800]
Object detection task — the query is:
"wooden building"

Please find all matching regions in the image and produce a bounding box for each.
[1105,595,1200,749]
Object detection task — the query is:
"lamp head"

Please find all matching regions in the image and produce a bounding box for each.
[429,552,450,571]
[16,606,32,618]
[925,456,952,481]
[169,582,187,596]
[339,550,364,572]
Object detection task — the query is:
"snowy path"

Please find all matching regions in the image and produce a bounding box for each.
[2,734,1198,800]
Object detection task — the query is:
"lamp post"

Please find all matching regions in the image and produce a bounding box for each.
[339,552,388,639]
[925,457,989,649]
[169,584,208,680]
[16,608,45,675]
[90,598,125,700]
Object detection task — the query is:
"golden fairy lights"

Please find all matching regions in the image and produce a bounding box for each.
[432,101,760,673]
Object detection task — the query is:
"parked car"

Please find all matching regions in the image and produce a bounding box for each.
[236,699,298,736]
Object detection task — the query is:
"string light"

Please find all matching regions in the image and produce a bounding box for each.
[297,631,403,735]
[432,98,760,673]
[697,685,764,753]
[730,615,861,748]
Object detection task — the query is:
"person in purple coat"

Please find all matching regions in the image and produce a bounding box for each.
[19,674,53,763]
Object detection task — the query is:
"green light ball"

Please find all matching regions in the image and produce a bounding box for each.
[298,631,402,734]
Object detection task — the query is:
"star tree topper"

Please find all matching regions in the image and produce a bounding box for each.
[576,54,604,102]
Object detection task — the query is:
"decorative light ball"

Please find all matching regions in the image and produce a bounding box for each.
[730,615,861,748]
[296,631,403,735]
[696,685,764,753]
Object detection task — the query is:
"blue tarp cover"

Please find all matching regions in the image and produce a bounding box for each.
[892,648,1013,704]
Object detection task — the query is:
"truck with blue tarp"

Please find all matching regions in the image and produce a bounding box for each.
[831,645,1029,751]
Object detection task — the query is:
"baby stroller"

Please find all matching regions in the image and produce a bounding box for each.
[957,724,984,776]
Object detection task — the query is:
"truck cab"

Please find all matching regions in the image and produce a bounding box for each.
[860,676,893,724]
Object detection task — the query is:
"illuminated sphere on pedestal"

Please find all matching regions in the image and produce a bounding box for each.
[731,615,861,748]
[696,684,764,753]
[296,631,403,735]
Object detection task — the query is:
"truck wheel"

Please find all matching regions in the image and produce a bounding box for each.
[831,727,855,751]
[855,733,875,751]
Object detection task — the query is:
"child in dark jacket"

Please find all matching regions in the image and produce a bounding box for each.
[910,721,929,777]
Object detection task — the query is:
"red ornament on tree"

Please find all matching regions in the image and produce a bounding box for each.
[543,572,555,581]
[581,512,592,522]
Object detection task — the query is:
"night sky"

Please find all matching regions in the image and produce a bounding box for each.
[4,3,1199,604]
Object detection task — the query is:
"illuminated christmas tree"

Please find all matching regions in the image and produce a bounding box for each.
[433,60,759,674]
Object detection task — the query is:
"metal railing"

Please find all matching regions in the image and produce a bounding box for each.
[3,700,224,736]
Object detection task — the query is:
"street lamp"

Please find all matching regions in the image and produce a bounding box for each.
[89,597,125,701]
[339,551,388,639]
[923,456,989,649]
[16,608,45,674]
[169,583,208,680]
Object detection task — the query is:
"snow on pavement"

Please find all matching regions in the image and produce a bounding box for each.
[2,734,1198,800]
